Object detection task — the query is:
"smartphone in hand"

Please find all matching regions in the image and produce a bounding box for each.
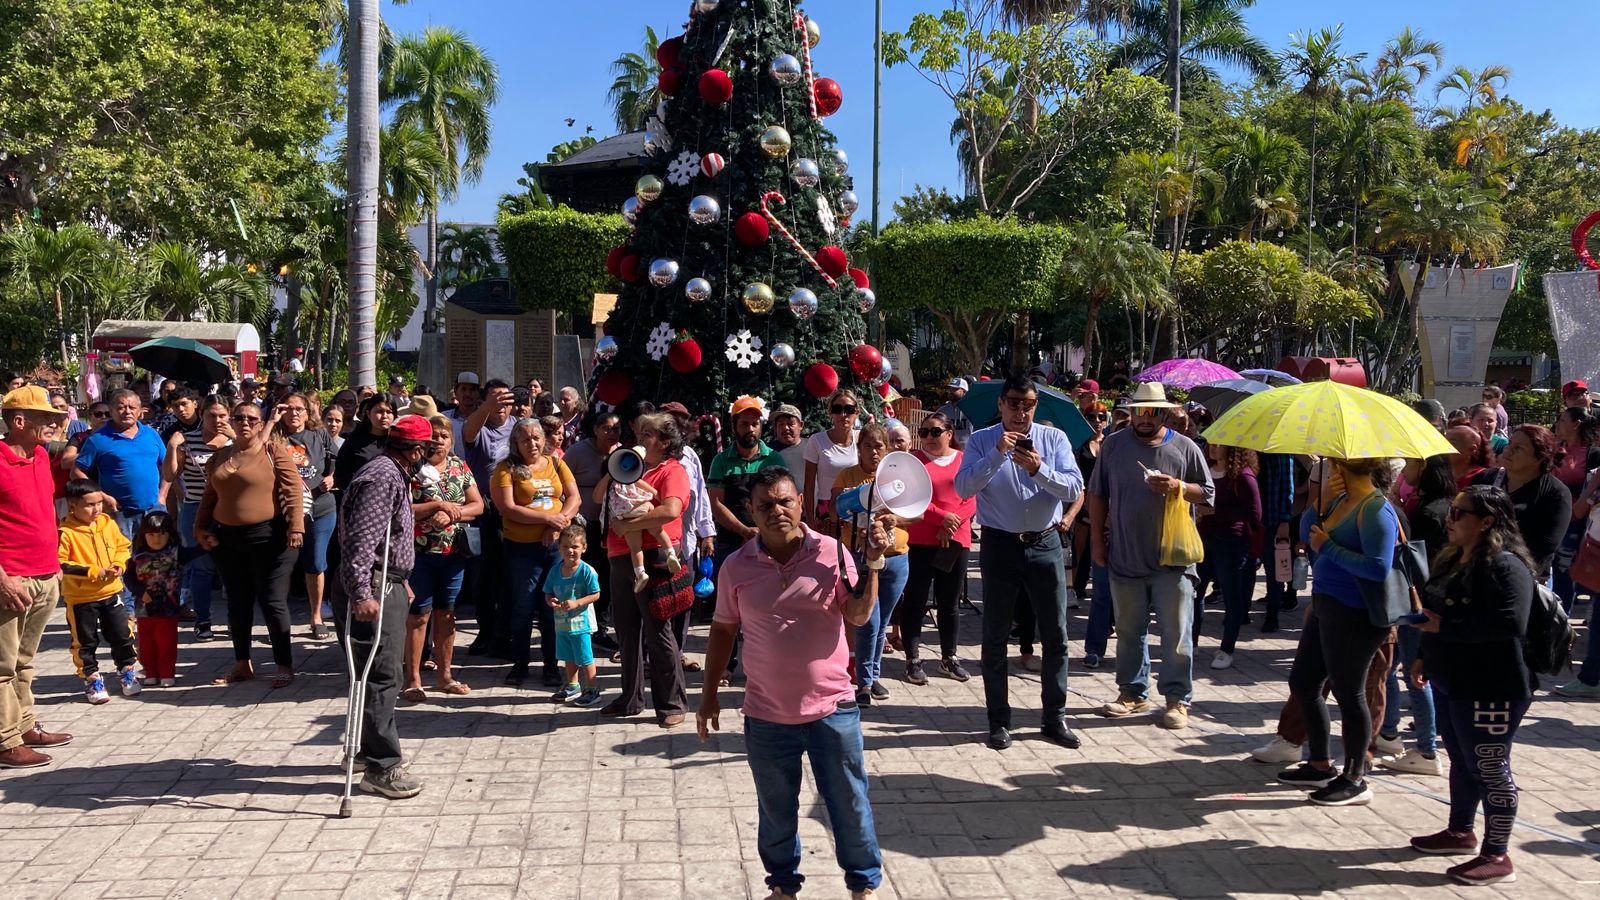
[1015,437,1034,453]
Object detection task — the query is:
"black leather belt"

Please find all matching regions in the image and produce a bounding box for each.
[983,526,1049,545]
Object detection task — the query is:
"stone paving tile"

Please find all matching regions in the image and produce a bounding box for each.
[4,584,1600,898]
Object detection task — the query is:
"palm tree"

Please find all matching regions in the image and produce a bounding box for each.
[1061,222,1171,374]
[376,123,446,228]
[1211,124,1304,240]
[607,27,661,134]
[0,222,103,373]
[1434,64,1511,115]
[385,26,499,334]
[1376,27,1445,89]
[142,242,269,325]
[1283,26,1366,256]
[1327,98,1416,239]
[1449,102,1514,182]
[437,224,498,293]
[1344,67,1416,105]
[346,0,381,390]
[1108,0,1280,94]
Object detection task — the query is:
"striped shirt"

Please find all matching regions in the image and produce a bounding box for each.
[179,430,228,504]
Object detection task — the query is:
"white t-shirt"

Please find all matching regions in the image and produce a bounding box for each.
[803,429,859,514]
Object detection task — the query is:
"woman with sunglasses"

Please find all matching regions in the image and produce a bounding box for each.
[898,413,977,685]
[195,401,304,687]
[1408,486,1537,886]
[272,392,339,640]
[803,389,860,530]
[164,396,233,640]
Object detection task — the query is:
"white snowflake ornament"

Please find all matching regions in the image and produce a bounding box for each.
[645,322,674,361]
[667,151,702,187]
[724,329,764,369]
[644,112,673,155]
[816,196,836,237]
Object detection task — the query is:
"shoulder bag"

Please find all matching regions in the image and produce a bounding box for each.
[1353,500,1428,628]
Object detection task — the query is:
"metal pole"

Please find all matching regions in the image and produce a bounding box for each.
[869,0,883,346]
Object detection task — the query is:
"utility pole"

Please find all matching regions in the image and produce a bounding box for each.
[869,0,883,347]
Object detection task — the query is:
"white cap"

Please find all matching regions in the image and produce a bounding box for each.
[948,377,969,391]
[455,372,480,386]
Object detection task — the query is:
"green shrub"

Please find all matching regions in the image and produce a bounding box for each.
[497,206,630,324]
[871,217,1070,314]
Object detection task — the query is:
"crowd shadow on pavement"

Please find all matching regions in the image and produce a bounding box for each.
[0,758,333,816]
[1056,837,1448,896]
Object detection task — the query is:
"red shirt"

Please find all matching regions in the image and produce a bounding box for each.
[905,450,977,548]
[0,441,61,578]
[606,457,690,558]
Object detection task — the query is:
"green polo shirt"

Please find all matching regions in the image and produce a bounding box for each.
[708,441,784,546]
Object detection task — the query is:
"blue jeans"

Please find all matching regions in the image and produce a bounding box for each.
[853,553,909,686]
[1083,563,1112,657]
[409,552,468,616]
[177,500,217,623]
[1109,571,1195,704]
[1197,534,1254,654]
[743,705,881,894]
[299,509,336,574]
[1553,520,1584,614]
[1382,625,1437,753]
[504,539,558,669]
[1577,614,1600,686]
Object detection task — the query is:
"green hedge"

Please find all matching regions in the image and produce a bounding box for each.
[870,217,1069,313]
[497,206,630,323]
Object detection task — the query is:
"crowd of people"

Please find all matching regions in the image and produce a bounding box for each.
[2,363,1598,895]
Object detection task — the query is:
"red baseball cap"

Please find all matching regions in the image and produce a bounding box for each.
[389,414,434,443]
[659,401,691,418]
[1563,380,1589,396]
[1077,379,1101,393]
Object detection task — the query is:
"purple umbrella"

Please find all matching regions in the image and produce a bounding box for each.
[1134,358,1243,390]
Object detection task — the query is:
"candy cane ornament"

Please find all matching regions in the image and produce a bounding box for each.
[761,191,837,288]
[794,13,819,120]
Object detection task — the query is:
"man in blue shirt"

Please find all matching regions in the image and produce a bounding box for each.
[75,388,167,539]
[955,373,1083,751]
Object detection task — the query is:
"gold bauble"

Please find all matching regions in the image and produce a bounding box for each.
[742,282,776,314]
[805,18,821,48]
[635,174,664,203]
[759,126,792,159]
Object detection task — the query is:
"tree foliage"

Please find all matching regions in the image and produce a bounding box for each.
[498,207,629,327]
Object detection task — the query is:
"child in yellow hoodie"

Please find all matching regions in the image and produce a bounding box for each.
[58,479,139,703]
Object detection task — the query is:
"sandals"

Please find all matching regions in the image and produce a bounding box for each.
[436,681,471,696]
[681,658,703,672]
[401,687,428,703]
[213,666,254,685]
[269,671,295,689]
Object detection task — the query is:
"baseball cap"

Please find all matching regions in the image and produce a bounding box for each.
[772,403,803,422]
[403,396,439,418]
[455,371,480,386]
[388,414,434,443]
[1077,379,1101,393]
[2,385,63,415]
[659,401,691,419]
[729,396,766,419]
[1563,380,1589,395]
[948,377,969,391]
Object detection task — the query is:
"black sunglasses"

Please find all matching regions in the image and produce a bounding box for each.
[1086,413,1108,422]
[1448,505,1481,522]
[831,404,857,415]
[918,426,947,437]
[230,414,261,424]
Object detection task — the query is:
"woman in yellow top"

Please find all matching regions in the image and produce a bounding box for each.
[831,424,916,706]
[490,417,579,687]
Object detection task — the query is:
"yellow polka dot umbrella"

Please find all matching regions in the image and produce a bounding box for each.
[1199,381,1456,460]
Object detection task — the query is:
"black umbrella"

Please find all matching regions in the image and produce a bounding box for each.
[128,336,231,387]
[1187,378,1274,418]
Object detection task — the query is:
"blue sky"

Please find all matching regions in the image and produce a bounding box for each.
[383,1,1600,224]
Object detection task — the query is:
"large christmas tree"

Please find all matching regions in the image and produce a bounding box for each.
[595,0,884,419]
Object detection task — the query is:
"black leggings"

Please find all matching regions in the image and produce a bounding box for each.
[898,544,969,661]
[211,520,297,668]
[1287,595,1388,778]
[1435,685,1530,856]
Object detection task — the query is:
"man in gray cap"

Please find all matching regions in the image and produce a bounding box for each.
[769,403,807,475]
[939,378,973,445]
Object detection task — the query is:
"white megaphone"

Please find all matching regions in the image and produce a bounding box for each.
[833,451,933,522]
[606,446,648,485]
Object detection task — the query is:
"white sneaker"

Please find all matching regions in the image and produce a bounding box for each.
[1065,587,1080,609]
[1210,651,1234,670]
[1382,748,1444,776]
[1555,679,1600,698]
[1251,736,1303,764]
[1375,734,1405,756]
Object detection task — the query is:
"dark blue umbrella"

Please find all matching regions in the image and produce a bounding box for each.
[128,336,231,387]
[957,380,1094,449]
[1188,378,1274,417]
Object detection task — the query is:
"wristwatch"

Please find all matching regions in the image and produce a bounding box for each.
[865,555,886,570]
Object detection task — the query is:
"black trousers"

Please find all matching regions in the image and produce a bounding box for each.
[332,579,409,773]
[211,520,296,668]
[608,555,687,719]
[470,507,507,648]
[899,544,968,661]
[1288,595,1389,777]
[65,596,137,678]
[979,529,1069,730]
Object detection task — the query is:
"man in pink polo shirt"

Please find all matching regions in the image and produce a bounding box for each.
[0,386,74,768]
[699,467,886,900]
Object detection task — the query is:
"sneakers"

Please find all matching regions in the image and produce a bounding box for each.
[359,764,424,799]
[1277,763,1337,789]
[159,678,176,687]
[1020,654,1042,673]
[1210,651,1234,670]
[1555,678,1600,698]
[119,667,141,697]
[552,683,580,703]
[540,666,563,688]
[764,890,797,900]
[573,688,605,708]
[195,621,214,641]
[0,745,52,768]
[1374,733,1405,756]
[1448,854,1516,885]
[1065,588,1080,609]
[503,663,528,686]
[1383,749,1444,777]
[1309,775,1374,806]
[84,675,110,705]
[1160,700,1190,730]
[1099,694,1152,718]
[905,660,928,685]
[1082,653,1101,669]
[869,681,889,701]
[1251,736,1304,764]
[854,687,873,707]
[851,889,877,899]
[1410,829,1479,855]
[939,657,970,682]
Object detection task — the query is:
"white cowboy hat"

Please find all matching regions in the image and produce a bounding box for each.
[1126,382,1179,409]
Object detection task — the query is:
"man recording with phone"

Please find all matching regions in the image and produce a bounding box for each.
[955,373,1083,751]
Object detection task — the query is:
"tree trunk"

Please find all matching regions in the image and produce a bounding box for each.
[281,277,303,362]
[52,286,70,378]
[1082,293,1106,378]
[1011,311,1030,373]
[345,0,380,390]
[423,207,440,332]
[1166,0,1182,116]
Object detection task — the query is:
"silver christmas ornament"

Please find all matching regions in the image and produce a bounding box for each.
[621,196,640,224]
[596,336,619,360]
[838,190,860,216]
[787,288,819,320]
[878,358,893,384]
[832,149,849,175]
[769,343,796,368]
[688,195,722,225]
[856,288,876,314]
[790,158,820,189]
[685,277,713,302]
[770,54,804,85]
[648,258,680,287]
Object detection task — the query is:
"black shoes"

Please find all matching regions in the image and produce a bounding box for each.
[1309,775,1374,806]
[1041,722,1081,749]
[503,663,528,686]
[987,726,1013,750]
[855,687,873,707]
[868,681,890,701]
[1277,763,1337,789]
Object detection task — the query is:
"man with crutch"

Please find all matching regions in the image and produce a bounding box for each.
[333,414,432,806]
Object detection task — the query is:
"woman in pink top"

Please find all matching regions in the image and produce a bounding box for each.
[898,412,977,684]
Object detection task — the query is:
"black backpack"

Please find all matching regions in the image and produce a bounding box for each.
[1523,582,1577,677]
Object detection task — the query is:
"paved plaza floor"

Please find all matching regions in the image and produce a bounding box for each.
[3,574,1599,899]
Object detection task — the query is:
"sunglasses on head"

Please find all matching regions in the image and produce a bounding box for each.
[918,426,947,437]
[831,404,857,415]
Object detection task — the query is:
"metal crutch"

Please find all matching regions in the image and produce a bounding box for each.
[339,521,392,818]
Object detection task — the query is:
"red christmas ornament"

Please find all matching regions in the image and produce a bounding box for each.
[816,246,849,278]
[813,78,843,117]
[605,247,628,279]
[849,344,883,382]
[701,152,726,178]
[656,36,683,71]
[596,371,632,406]
[804,363,840,399]
[618,254,642,284]
[734,212,771,247]
[698,69,734,106]
[848,268,870,290]
[659,67,684,97]
[667,334,703,374]
[878,382,892,399]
